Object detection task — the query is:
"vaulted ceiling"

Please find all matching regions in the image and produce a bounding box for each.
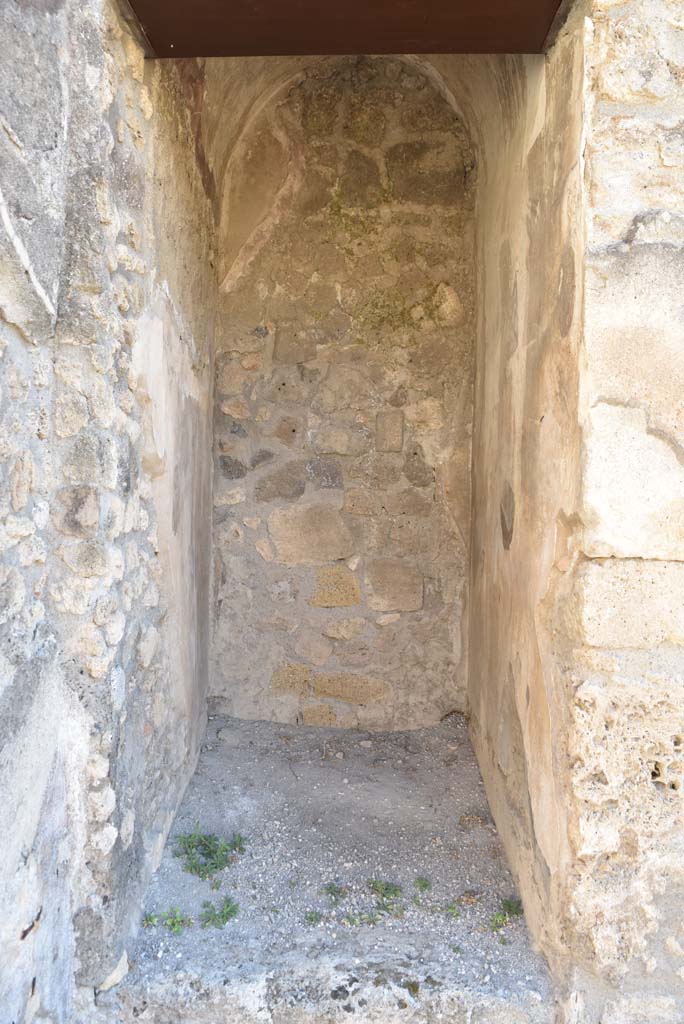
[123,0,567,58]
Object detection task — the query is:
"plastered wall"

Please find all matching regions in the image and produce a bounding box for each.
[209,56,476,730]
[0,1,216,1018]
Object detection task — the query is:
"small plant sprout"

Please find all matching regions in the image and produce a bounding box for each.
[161,907,192,934]
[414,876,431,893]
[174,827,247,881]
[323,881,347,904]
[305,910,323,925]
[444,901,461,919]
[489,911,509,932]
[502,897,523,918]
[199,896,239,928]
[368,878,404,917]
[142,912,158,928]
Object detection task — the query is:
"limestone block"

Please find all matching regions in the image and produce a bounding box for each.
[255,462,307,502]
[60,540,109,578]
[10,451,34,511]
[294,630,333,666]
[273,326,317,364]
[0,566,25,624]
[584,252,684,445]
[305,457,343,490]
[271,663,311,697]
[344,488,381,516]
[432,282,464,326]
[577,560,684,648]
[384,487,432,517]
[313,671,387,704]
[366,558,424,611]
[323,617,366,640]
[268,505,355,565]
[272,416,303,447]
[583,403,684,559]
[63,434,117,489]
[309,566,360,607]
[375,410,404,452]
[53,486,100,538]
[403,445,433,487]
[219,455,248,480]
[313,423,370,456]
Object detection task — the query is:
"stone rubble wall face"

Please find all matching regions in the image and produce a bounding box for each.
[210,57,476,730]
[0,0,216,1017]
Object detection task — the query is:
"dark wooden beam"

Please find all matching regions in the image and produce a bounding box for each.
[123,0,565,58]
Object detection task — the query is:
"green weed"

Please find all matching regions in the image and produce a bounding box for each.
[161,907,192,934]
[323,882,347,904]
[199,896,239,928]
[174,827,246,881]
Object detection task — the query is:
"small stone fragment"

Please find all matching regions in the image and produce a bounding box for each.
[376,410,404,452]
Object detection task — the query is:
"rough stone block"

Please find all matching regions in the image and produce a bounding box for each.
[323,617,367,640]
[301,703,338,727]
[270,663,312,697]
[272,416,303,447]
[309,566,360,607]
[273,326,318,364]
[254,462,307,502]
[366,558,423,611]
[53,485,100,538]
[268,505,355,565]
[375,409,404,452]
[582,402,684,560]
[313,671,387,704]
[294,630,333,666]
[305,457,343,490]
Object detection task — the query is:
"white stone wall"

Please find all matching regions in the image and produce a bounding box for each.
[0,1,216,1017]
[567,0,684,1015]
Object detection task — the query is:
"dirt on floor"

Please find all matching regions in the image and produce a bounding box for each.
[93,714,557,1023]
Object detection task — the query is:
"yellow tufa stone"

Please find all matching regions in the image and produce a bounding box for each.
[313,671,387,705]
[270,663,312,698]
[309,566,361,608]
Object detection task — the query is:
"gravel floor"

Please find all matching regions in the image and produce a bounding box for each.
[98,714,557,1022]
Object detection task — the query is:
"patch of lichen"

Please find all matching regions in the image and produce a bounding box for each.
[355,287,415,334]
[326,188,382,245]
[301,86,341,139]
[342,92,388,147]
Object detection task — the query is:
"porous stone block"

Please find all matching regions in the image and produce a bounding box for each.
[268,505,355,565]
[366,558,423,612]
[577,559,684,648]
[271,663,312,697]
[301,703,339,726]
[53,485,100,538]
[375,409,404,452]
[309,566,360,607]
[313,671,387,704]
